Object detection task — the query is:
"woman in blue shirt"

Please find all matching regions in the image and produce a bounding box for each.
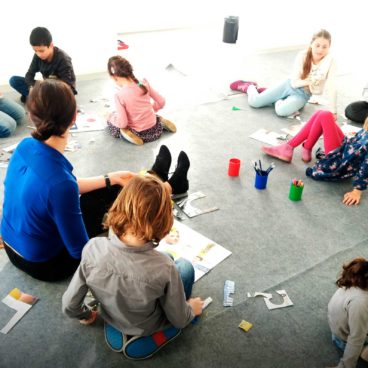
[1,80,136,281]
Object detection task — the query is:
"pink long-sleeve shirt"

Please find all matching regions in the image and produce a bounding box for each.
[108,79,165,132]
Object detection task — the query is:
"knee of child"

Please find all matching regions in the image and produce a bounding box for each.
[247,95,263,108]
[0,120,16,138]
[274,101,291,117]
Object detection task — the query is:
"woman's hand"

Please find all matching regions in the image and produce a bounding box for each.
[79,310,97,325]
[108,171,136,187]
[343,189,362,206]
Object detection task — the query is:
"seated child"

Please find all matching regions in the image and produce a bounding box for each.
[62,175,203,357]
[106,55,176,145]
[327,257,368,368]
[9,27,76,102]
[0,92,26,137]
[262,110,368,206]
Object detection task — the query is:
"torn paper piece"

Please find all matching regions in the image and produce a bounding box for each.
[1,288,38,334]
[263,290,293,310]
[254,292,273,299]
[175,192,219,218]
[247,292,252,298]
[203,297,213,310]
[239,320,253,332]
[223,280,235,307]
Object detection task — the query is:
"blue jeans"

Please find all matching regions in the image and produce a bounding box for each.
[175,258,195,299]
[332,334,347,351]
[9,76,29,98]
[0,97,26,137]
[247,79,311,117]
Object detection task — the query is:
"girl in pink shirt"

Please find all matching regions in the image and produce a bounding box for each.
[107,56,176,145]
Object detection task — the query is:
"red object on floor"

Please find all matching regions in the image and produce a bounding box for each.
[117,40,129,50]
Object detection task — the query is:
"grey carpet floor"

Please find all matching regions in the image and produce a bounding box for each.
[0,48,367,368]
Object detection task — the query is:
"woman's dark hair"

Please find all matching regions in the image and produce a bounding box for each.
[30,27,52,47]
[107,56,148,94]
[336,257,368,289]
[27,79,76,141]
[301,29,331,80]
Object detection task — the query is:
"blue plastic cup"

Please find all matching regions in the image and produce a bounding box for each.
[254,172,268,190]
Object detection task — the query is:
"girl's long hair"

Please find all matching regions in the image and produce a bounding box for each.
[301,29,331,80]
[107,55,148,94]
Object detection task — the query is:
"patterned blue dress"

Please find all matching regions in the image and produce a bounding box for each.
[307,129,368,190]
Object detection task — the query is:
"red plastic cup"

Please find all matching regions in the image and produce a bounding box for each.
[228,158,241,176]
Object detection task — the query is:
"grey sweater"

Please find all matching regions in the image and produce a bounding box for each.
[328,287,368,368]
[62,232,194,336]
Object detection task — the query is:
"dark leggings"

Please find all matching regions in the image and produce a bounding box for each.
[4,185,121,282]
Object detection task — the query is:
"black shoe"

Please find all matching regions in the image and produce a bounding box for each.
[151,145,172,182]
[20,95,27,104]
[168,151,190,195]
[306,167,313,177]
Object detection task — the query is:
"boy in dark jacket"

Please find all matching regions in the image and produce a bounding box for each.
[9,27,76,102]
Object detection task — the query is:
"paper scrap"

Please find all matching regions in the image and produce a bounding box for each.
[263,290,293,310]
[174,192,219,219]
[203,297,213,310]
[1,288,38,334]
[239,320,253,332]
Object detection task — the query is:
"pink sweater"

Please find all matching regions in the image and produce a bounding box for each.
[108,79,165,132]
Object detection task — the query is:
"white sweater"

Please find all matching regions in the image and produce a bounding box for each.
[290,49,337,113]
[328,287,368,368]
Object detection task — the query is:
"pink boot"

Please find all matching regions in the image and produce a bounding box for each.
[230,80,258,93]
[301,144,312,163]
[261,143,294,163]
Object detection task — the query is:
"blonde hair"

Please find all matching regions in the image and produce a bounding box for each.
[301,29,331,80]
[104,175,173,242]
[363,116,368,131]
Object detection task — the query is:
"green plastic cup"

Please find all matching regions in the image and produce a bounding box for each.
[289,184,304,201]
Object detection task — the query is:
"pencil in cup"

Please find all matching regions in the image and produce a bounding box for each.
[288,178,304,201]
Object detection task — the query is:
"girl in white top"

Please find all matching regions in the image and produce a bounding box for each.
[230,29,337,118]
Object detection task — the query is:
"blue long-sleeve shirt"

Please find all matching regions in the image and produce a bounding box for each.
[1,138,89,262]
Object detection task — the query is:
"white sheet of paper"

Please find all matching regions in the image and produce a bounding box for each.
[341,123,361,138]
[156,220,232,281]
[249,129,287,146]
[71,115,106,132]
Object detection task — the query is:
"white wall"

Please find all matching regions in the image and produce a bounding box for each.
[0,0,366,85]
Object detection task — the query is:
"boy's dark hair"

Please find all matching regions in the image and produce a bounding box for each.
[336,257,368,289]
[27,79,76,141]
[30,27,52,47]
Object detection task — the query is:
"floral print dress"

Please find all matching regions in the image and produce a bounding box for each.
[307,129,368,190]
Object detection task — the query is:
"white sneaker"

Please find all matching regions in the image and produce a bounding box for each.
[120,128,144,145]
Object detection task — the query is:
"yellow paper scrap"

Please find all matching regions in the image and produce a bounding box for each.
[238,320,253,332]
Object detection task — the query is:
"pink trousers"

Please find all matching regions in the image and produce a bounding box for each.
[288,110,344,154]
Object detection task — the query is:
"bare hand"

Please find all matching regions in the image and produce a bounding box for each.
[108,171,136,187]
[343,189,362,206]
[79,310,97,325]
[188,297,204,316]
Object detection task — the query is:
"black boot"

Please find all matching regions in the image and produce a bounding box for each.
[151,145,172,182]
[168,151,190,195]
